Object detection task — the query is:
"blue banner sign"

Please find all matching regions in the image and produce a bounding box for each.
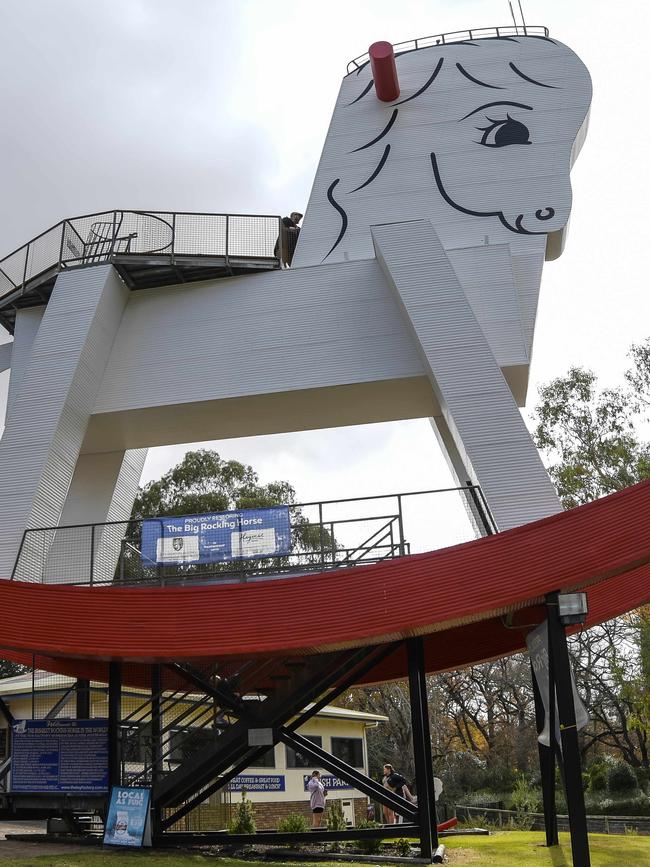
[141,506,292,566]
[227,774,286,792]
[302,774,354,791]
[104,787,151,847]
[11,719,108,793]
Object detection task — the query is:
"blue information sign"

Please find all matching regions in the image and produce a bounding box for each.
[11,719,108,793]
[141,506,292,566]
[104,787,151,847]
[227,774,286,792]
[303,774,354,791]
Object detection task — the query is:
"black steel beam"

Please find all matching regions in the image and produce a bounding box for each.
[108,661,122,788]
[546,594,591,867]
[156,649,360,808]
[160,643,400,827]
[0,696,15,726]
[157,823,420,846]
[278,728,417,819]
[167,662,252,721]
[531,661,558,846]
[75,679,90,719]
[151,665,163,838]
[408,637,438,861]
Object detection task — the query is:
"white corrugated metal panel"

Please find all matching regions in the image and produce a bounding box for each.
[0,265,129,576]
[372,220,561,531]
[94,257,529,416]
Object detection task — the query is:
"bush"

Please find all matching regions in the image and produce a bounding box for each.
[608,762,639,794]
[326,799,348,832]
[355,819,383,854]
[277,812,309,834]
[600,793,650,816]
[588,763,608,793]
[396,837,412,856]
[228,790,256,834]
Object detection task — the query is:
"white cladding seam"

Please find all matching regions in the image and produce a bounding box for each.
[0,265,129,576]
[92,258,528,417]
[372,220,561,532]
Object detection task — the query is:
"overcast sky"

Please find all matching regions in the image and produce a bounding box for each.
[0,0,648,544]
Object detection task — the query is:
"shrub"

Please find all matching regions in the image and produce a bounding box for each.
[396,837,412,856]
[587,763,608,793]
[509,774,541,815]
[601,793,650,816]
[228,790,256,835]
[355,819,383,854]
[608,762,639,794]
[277,812,309,834]
[326,799,348,832]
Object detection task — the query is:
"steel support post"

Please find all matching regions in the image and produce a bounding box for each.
[530,663,558,846]
[546,594,591,867]
[407,637,438,862]
[151,664,163,837]
[75,678,90,719]
[108,661,122,789]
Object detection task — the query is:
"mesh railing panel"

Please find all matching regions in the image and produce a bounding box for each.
[228,215,279,258]
[173,213,227,257]
[0,210,283,300]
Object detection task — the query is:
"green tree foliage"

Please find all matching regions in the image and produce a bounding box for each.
[535,339,650,773]
[0,658,28,679]
[534,366,650,508]
[131,448,333,560]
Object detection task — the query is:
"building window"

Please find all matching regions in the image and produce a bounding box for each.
[285,735,322,768]
[250,747,276,769]
[331,737,364,768]
[121,723,153,765]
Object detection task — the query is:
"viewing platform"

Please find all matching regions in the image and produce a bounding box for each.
[0,210,283,333]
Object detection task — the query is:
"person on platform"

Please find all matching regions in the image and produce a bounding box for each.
[275,211,303,266]
[307,769,327,827]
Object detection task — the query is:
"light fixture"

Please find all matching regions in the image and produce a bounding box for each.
[557,592,588,626]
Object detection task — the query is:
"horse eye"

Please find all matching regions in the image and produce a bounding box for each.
[477,114,531,148]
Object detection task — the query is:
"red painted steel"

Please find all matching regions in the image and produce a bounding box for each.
[1,480,650,687]
[369,41,400,101]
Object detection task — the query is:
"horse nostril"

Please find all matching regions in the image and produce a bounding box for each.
[535,207,555,221]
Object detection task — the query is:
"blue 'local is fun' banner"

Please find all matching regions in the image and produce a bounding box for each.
[140,506,292,566]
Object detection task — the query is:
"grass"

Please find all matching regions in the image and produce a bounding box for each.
[0,832,649,865]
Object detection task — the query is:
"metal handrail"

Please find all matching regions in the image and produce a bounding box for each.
[346,25,550,73]
[0,209,284,303]
[10,485,496,586]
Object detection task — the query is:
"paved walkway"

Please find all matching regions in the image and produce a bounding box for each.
[0,819,89,859]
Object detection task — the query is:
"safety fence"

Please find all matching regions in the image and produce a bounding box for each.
[11,485,494,586]
[0,210,283,302]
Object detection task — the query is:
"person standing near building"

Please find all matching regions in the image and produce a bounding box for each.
[307,769,327,827]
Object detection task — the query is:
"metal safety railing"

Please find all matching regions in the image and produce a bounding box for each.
[0,209,285,302]
[11,485,495,587]
[346,25,550,73]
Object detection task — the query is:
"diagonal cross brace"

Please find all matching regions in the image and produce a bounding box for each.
[155,648,368,808]
[159,642,401,828]
[278,728,417,819]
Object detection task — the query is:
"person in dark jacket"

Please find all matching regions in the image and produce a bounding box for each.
[275,211,303,266]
